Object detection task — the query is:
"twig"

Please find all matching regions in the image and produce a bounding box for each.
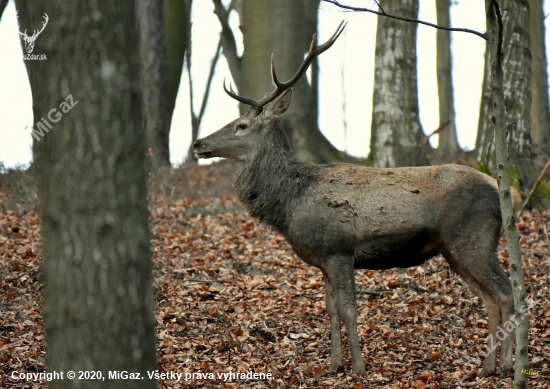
[542,217,550,271]
[212,0,241,81]
[521,159,550,210]
[322,0,487,40]
[357,288,393,296]
[398,281,431,294]
[423,121,451,146]
[197,39,222,125]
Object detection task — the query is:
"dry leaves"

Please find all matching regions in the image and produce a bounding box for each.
[1,164,549,388]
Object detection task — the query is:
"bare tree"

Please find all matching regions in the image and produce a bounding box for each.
[529,0,550,166]
[485,1,528,386]
[164,0,191,127]
[369,0,429,167]
[15,1,158,387]
[184,39,222,164]
[138,0,171,169]
[478,0,550,209]
[435,0,460,155]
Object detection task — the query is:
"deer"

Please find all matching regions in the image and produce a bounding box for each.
[193,22,517,376]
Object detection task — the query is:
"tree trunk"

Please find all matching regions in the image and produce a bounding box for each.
[485,2,528,386]
[15,1,158,387]
[138,0,171,169]
[478,0,550,209]
[476,47,491,163]
[165,0,193,164]
[369,0,429,167]
[435,0,460,154]
[529,0,550,166]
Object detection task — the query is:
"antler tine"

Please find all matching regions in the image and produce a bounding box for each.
[270,53,282,89]
[224,21,347,112]
[223,78,259,107]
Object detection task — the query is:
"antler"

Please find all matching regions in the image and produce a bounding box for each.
[224,21,347,112]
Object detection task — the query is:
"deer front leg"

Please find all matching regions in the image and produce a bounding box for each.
[322,270,343,372]
[324,258,366,374]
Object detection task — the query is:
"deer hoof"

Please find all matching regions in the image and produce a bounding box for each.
[351,364,367,375]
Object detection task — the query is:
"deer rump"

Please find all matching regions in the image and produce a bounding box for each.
[286,163,502,271]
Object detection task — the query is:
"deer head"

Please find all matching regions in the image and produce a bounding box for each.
[193,22,346,162]
[19,13,49,54]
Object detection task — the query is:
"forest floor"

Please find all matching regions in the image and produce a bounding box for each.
[0,161,549,388]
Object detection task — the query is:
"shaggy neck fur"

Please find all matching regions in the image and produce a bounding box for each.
[234,121,312,234]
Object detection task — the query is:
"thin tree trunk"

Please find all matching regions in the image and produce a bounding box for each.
[529,0,550,165]
[138,0,171,169]
[15,1,158,387]
[485,2,528,387]
[165,0,191,163]
[369,0,429,167]
[435,0,460,154]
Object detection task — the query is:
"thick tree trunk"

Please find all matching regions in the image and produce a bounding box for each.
[15,1,158,387]
[369,0,429,167]
[485,3,528,386]
[138,0,171,169]
[435,0,460,154]
[478,0,550,209]
[529,0,550,166]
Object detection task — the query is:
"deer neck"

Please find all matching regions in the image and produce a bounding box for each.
[234,124,310,233]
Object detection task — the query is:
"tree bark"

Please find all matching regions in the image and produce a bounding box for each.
[435,0,460,154]
[369,0,429,167]
[478,0,550,209]
[529,0,550,166]
[485,2,528,387]
[138,0,171,169]
[15,1,158,387]
[476,47,491,163]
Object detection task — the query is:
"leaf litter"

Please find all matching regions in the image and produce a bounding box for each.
[1,163,549,388]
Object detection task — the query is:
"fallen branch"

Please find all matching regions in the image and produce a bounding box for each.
[357,288,393,296]
[521,159,550,211]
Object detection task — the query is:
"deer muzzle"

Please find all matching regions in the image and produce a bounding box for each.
[193,139,213,159]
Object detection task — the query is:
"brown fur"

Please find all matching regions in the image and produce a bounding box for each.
[194,89,515,376]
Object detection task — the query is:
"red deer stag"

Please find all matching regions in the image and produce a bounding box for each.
[193,22,517,376]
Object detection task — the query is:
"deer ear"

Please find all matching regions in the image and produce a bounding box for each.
[264,89,293,119]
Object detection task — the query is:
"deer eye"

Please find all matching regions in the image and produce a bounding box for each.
[237,123,248,131]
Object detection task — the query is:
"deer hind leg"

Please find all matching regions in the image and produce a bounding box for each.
[493,265,514,376]
[322,270,344,372]
[323,258,366,374]
[443,246,514,377]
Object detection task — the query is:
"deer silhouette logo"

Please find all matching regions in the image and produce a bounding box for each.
[17,12,49,54]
